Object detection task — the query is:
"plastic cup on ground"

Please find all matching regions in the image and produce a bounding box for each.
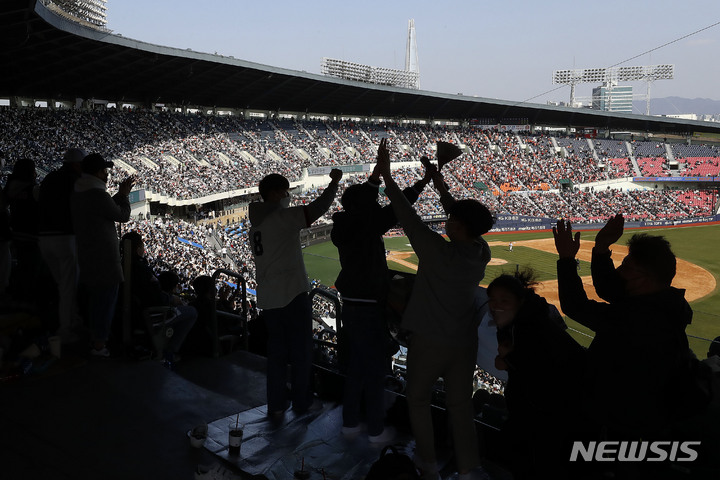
[228,421,243,455]
[189,424,207,448]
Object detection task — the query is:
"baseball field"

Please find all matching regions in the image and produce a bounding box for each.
[303,222,720,357]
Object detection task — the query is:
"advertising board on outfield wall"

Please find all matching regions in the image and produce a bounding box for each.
[634,176,720,183]
[475,125,532,132]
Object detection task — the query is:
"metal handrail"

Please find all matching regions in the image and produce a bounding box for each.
[309,286,342,336]
[211,268,249,354]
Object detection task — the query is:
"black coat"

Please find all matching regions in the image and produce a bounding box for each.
[558,253,693,437]
[331,181,420,301]
[39,164,80,235]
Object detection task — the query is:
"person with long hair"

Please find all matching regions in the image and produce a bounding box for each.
[488,268,586,479]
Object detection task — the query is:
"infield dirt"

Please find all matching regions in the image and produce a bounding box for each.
[386,238,715,315]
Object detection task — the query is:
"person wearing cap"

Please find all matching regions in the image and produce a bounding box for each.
[71,153,134,357]
[38,148,86,343]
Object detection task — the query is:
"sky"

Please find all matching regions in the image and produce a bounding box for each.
[107,0,720,111]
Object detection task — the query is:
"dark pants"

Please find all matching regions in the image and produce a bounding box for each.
[81,282,119,343]
[264,292,313,413]
[341,303,390,436]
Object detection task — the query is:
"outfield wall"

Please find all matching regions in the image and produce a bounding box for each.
[304,214,720,243]
[489,214,720,233]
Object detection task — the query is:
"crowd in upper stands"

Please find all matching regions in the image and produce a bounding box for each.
[2,106,717,225]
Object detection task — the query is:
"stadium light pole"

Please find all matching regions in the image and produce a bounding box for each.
[553,65,673,114]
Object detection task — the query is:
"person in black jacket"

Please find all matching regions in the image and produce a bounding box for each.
[38,148,85,343]
[554,216,695,439]
[332,160,431,443]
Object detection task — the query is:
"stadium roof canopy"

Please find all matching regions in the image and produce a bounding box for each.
[3,0,720,136]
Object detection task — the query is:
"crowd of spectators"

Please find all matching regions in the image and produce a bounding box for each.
[119,217,233,293]
[2,106,718,228]
[3,106,719,198]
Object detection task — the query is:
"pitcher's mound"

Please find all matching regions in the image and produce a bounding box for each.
[488,258,508,265]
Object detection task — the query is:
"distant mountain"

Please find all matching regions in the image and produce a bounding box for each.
[633,97,720,116]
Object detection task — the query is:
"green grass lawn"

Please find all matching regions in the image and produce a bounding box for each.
[304,223,720,357]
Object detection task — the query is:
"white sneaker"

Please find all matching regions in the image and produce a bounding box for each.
[368,426,396,445]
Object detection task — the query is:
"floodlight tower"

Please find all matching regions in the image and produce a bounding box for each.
[552,65,674,114]
[552,69,593,107]
[53,0,108,28]
[321,19,420,89]
[636,65,674,115]
[405,19,420,89]
[553,68,611,107]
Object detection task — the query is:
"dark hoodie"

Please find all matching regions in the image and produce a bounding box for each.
[331,179,422,302]
[39,163,81,235]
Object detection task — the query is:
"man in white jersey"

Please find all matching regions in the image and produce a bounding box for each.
[249,169,342,416]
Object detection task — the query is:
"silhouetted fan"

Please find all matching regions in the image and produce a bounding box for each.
[436,141,462,170]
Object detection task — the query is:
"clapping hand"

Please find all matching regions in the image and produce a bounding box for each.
[595,214,624,252]
[118,176,135,196]
[419,155,438,180]
[431,169,449,196]
[553,219,580,259]
[376,138,392,179]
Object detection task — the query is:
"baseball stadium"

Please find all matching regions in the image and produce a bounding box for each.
[1,1,719,479]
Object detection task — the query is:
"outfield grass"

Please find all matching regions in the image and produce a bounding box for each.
[303,223,720,357]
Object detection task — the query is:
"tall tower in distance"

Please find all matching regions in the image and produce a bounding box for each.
[405,19,420,89]
[321,19,420,89]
